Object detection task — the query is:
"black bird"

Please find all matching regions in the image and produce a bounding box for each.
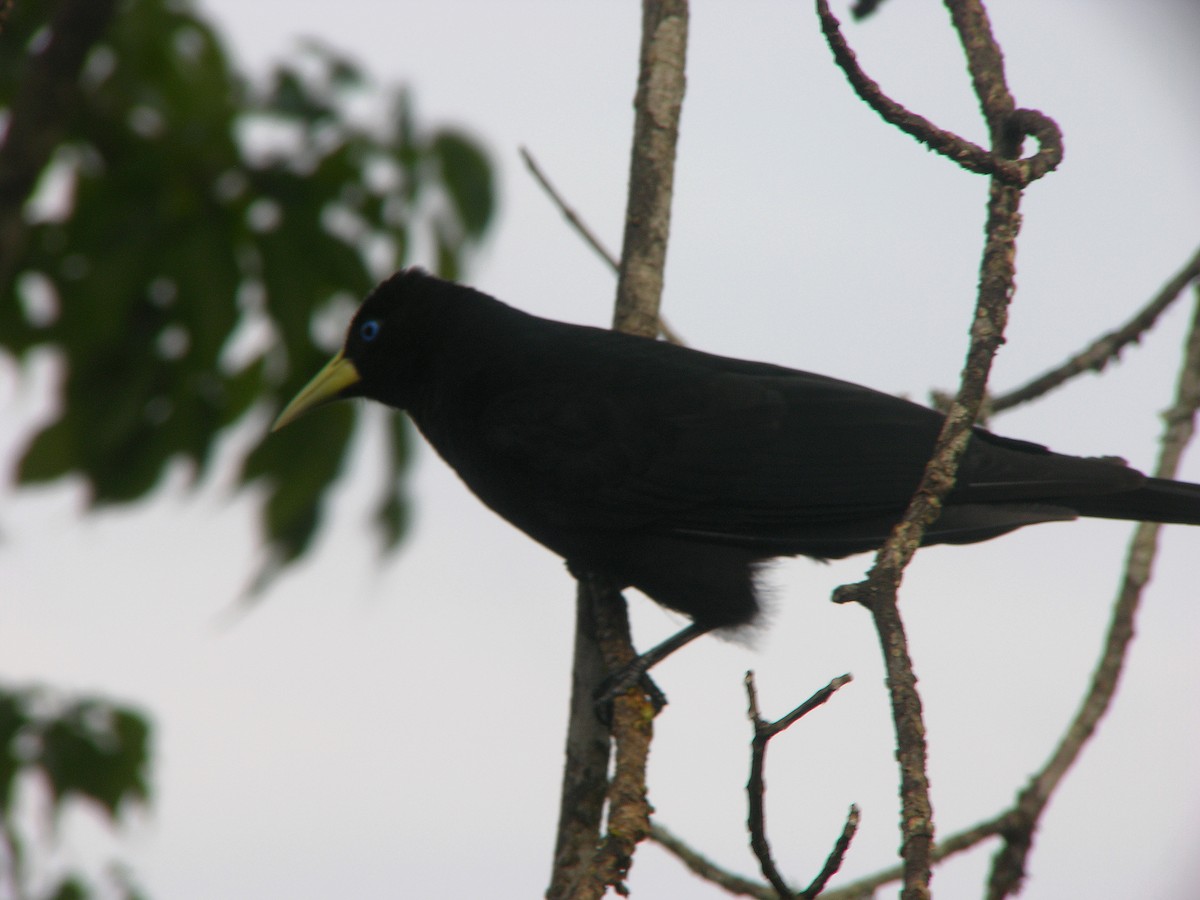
[275,269,1200,651]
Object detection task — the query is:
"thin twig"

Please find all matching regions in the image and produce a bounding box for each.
[519,146,621,271]
[745,672,854,899]
[519,145,687,346]
[649,822,775,899]
[745,672,796,899]
[986,282,1200,899]
[819,811,1012,900]
[801,804,860,899]
[752,672,854,742]
[991,244,1200,414]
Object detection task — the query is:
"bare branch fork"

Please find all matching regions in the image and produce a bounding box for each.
[757,265,1200,900]
[770,282,1200,898]
[744,672,856,899]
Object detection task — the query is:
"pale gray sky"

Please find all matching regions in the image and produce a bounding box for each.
[2,2,1198,898]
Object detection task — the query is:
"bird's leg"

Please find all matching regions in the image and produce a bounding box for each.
[594,622,712,715]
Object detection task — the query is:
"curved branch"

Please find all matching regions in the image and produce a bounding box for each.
[815,0,1061,186]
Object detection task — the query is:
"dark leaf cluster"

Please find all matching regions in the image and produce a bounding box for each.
[0,685,150,899]
[0,0,495,578]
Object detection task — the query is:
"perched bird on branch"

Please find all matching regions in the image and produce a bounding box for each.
[275,268,1200,667]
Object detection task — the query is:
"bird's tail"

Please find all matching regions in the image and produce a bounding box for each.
[1073,476,1200,526]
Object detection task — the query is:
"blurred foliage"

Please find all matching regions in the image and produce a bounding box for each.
[1,2,493,893]
[0,0,496,580]
[0,685,150,900]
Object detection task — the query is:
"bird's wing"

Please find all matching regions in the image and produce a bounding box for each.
[473,352,942,530]
[472,347,1143,550]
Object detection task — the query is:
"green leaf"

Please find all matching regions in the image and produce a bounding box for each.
[38,699,151,820]
[432,129,495,238]
[0,690,31,815]
[17,417,76,485]
[47,877,89,900]
[242,402,355,574]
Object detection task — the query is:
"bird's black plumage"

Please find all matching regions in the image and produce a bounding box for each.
[276,268,1200,630]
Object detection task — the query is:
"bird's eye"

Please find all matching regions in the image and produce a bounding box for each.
[359,319,381,342]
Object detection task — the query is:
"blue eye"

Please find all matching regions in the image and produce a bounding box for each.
[359,319,381,342]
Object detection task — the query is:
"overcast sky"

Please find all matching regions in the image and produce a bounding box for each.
[2,2,1199,898]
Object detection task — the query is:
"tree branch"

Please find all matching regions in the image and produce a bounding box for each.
[547,2,689,897]
[654,806,1016,900]
[986,280,1200,899]
[612,0,689,339]
[548,580,620,899]
[649,822,775,899]
[588,580,658,897]
[990,244,1200,414]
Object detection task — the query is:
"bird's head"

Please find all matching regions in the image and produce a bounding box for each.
[272,268,446,431]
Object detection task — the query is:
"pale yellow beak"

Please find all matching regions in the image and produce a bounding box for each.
[272,351,362,432]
